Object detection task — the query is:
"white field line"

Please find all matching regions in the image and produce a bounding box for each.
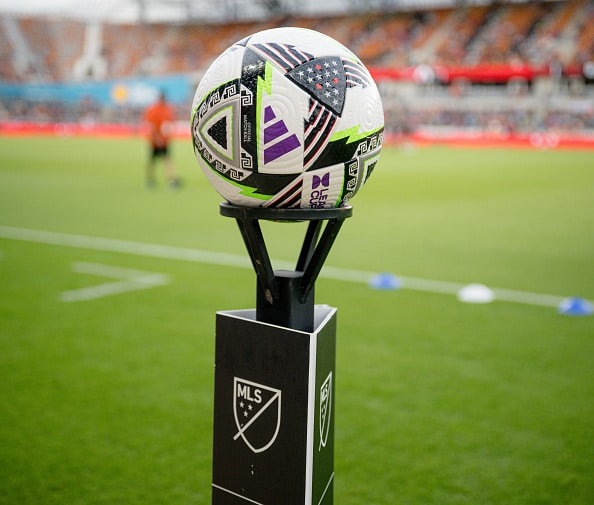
[0,225,583,308]
[0,225,251,268]
[61,261,169,302]
[71,261,167,280]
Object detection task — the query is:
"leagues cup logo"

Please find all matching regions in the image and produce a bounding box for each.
[309,171,331,208]
[312,172,330,189]
[233,377,282,454]
[319,372,332,450]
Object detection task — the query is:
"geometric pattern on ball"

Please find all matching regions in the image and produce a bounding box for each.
[191,27,384,208]
[200,102,237,163]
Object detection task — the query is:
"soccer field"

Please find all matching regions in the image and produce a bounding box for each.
[1,136,593,504]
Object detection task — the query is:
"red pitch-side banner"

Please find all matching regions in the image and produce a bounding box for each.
[1,121,593,149]
[0,121,188,138]
[369,63,583,84]
[386,130,594,149]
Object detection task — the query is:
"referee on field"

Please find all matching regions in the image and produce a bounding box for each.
[143,91,181,189]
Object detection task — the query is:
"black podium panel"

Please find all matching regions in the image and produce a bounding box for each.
[212,305,336,505]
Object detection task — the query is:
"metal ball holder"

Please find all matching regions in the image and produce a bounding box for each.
[211,202,352,505]
[220,202,352,332]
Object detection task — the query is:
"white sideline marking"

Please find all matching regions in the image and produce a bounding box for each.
[0,225,251,268]
[61,261,169,302]
[0,225,585,309]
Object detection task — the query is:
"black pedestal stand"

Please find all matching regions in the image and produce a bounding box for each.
[211,203,352,505]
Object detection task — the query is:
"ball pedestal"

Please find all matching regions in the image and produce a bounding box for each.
[211,203,352,505]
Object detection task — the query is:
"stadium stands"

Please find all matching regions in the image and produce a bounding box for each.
[467,3,548,65]
[434,7,489,66]
[2,1,592,82]
[0,19,17,82]
[574,0,594,66]
[0,0,592,141]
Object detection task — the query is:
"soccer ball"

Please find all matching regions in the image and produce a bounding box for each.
[191,27,384,209]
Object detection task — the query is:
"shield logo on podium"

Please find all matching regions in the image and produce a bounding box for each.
[319,372,332,450]
[233,377,282,454]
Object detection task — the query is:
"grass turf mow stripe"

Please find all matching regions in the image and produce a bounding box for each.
[0,225,582,309]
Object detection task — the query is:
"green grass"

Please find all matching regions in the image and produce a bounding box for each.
[1,136,593,504]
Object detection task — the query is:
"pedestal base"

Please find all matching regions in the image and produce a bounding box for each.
[212,305,336,505]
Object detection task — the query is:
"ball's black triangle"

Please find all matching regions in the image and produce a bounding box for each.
[198,102,235,162]
[207,116,228,150]
[286,56,346,116]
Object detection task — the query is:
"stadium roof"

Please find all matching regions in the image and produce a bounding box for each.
[0,0,519,23]
[0,0,338,22]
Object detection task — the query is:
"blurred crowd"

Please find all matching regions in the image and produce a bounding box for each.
[2,95,592,136]
[0,0,592,135]
[385,107,594,135]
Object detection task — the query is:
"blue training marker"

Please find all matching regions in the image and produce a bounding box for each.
[557,296,593,316]
[369,272,401,290]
